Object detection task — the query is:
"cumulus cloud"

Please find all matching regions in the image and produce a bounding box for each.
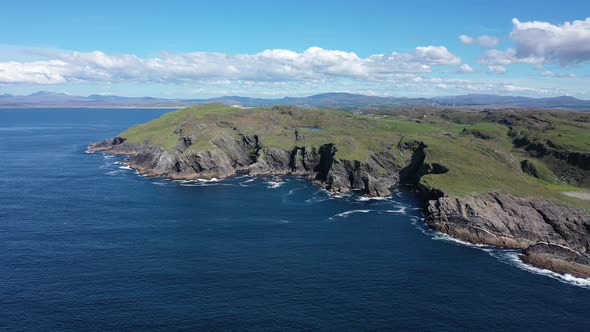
[479,48,544,66]
[0,46,461,85]
[459,34,499,48]
[458,63,475,73]
[488,65,507,74]
[476,17,590,68]
[510,17,590,65]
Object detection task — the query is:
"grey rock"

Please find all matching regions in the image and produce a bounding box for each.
[426,192,590,277]
[90,135,399,197]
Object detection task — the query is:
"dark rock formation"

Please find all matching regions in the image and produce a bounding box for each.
[520,159,539,178]
[88,135,400,197]
[522,243,590,277]
[425,192,590,278]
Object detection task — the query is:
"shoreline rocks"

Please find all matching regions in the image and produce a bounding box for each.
[521,243,590,278]
[88,136,401,197]
[425,192,590,278]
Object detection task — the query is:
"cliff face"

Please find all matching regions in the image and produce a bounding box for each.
[426,192,590,277]
[88,135,401,197]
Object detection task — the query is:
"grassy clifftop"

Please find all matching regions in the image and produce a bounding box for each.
[119,104,590,208]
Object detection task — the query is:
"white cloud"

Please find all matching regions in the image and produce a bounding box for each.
[408,46,461,65]
[458,63,475,73]
[479,48,544,66]
[459,34,499,48]
[540,70,576,78]
[0,46,461,85]
[477,17,590,68]
[510,17,590,65]
[488,65,507,74]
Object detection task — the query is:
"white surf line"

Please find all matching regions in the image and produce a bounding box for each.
[426,226,590,289]
[490,250,590,289]
[356,196,392,202]
[266,181,285,189]
[382,206,407,214]
[195,178,220,182]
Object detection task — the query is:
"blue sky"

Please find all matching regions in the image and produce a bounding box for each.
[1,0,590,98]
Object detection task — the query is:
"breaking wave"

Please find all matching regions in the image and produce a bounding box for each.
[423,224,590,289]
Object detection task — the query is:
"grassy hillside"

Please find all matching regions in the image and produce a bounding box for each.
[120,104,590,209]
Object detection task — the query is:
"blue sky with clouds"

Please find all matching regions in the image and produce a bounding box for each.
[1,0,590,98]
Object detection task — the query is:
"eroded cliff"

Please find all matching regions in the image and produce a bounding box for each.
[89,134,401,197]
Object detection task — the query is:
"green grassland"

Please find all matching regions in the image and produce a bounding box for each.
[120,104,590,209]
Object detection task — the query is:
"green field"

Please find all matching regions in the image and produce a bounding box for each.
[120,104,590,209]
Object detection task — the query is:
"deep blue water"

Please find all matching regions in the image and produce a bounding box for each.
[0,108,589,331]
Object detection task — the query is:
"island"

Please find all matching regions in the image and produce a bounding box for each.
[89,104,590,278]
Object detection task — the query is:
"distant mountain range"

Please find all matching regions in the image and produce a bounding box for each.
[1,91,589,110]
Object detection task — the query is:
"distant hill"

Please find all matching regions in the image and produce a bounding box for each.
[1,91,589,109]
[432,94,590,109]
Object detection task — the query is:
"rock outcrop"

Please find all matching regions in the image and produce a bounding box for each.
[88,135,401,197]
[425,192,590,278]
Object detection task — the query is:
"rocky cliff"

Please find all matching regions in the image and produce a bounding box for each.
[425,192,590,277]
[89,117,590,279]
[88,135,401,197]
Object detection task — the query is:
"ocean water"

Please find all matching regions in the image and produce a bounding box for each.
[0,108,589,331]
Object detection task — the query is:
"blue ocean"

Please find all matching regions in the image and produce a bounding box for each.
[0,108,588,331]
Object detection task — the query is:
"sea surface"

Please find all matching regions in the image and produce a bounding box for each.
[0,108,589,331]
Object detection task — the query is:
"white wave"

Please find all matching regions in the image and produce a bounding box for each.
[279,220,291,223]
[267,181,285,189]
[152,181,167,186]
[431,231,491,248]
[239,177,257,186]
[427,228,590,289]
[356,196,391,202]
[491,251,590,289]
[84,149,94,154]
[305,196,333,204]
[106,170,121,176]
[331,193,352,199]
[383,206,407,215]
[334,209,372,218]
[179,182,237,187]
[197,178,220,182]
[118,165,133,170]
[102,155,114,159]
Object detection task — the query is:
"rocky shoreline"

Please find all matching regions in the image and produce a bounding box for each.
[425,192,590,278]
[89,136,590,279]
[88,135,402,197]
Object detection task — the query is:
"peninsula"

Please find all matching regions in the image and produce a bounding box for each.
[90,104,590,278]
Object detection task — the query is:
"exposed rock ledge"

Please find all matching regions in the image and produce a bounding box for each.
[426,192,590,278]
[88,135,401,197]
